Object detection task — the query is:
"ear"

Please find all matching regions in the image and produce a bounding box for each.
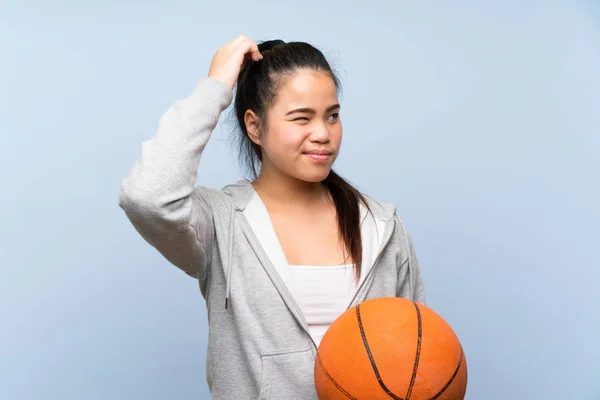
[244,109,262,146]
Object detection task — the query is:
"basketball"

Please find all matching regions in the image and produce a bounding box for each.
[314,297,467,400]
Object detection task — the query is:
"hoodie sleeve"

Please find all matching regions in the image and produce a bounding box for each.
[395,215,426,304]
[118,77,233,280]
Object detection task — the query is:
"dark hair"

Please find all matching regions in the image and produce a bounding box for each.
[233,39,371,281]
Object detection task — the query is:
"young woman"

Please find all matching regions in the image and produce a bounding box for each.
[119,35,425,399]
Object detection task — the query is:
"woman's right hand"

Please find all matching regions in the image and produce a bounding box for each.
[208,35,263,90]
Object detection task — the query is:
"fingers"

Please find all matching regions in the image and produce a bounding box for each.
[229,35,262,62]
[227,34,247,48]
[251,43,263,61]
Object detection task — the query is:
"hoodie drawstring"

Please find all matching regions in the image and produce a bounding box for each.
[225,207,235,309]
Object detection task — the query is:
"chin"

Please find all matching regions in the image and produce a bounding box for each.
[295,169,332,183]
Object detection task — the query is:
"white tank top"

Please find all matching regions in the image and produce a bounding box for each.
[288,264,358,347]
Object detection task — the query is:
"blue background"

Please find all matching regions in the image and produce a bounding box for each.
[2,1,599,398]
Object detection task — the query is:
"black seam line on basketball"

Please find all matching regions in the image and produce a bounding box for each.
[405,301,423,400]
[316,353,357,400]
[428,346,464,400]
[356,304,404,400]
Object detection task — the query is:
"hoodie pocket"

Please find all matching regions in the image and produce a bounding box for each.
[257,347,317,400]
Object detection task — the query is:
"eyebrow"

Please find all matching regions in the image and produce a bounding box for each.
[285,104,341,116]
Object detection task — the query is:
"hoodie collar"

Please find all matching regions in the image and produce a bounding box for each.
[221,179,397,222]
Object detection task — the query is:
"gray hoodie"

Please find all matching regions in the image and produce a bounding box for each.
[118,77,425,399]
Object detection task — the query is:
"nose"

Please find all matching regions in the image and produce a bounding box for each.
[308,122,330,143]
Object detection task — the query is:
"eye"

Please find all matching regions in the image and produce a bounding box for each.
[328,113,340,121]
[293,117,310,122]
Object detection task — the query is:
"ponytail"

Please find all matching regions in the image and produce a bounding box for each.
[322,170,371,281]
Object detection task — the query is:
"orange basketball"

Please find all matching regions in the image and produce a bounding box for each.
[314,297,467,400]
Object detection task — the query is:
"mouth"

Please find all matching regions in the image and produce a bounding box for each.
[304,150,332,163]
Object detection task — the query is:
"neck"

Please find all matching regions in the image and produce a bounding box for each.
[252,167,329,209]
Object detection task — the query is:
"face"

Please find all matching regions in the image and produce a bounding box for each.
[246,69,342,183]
